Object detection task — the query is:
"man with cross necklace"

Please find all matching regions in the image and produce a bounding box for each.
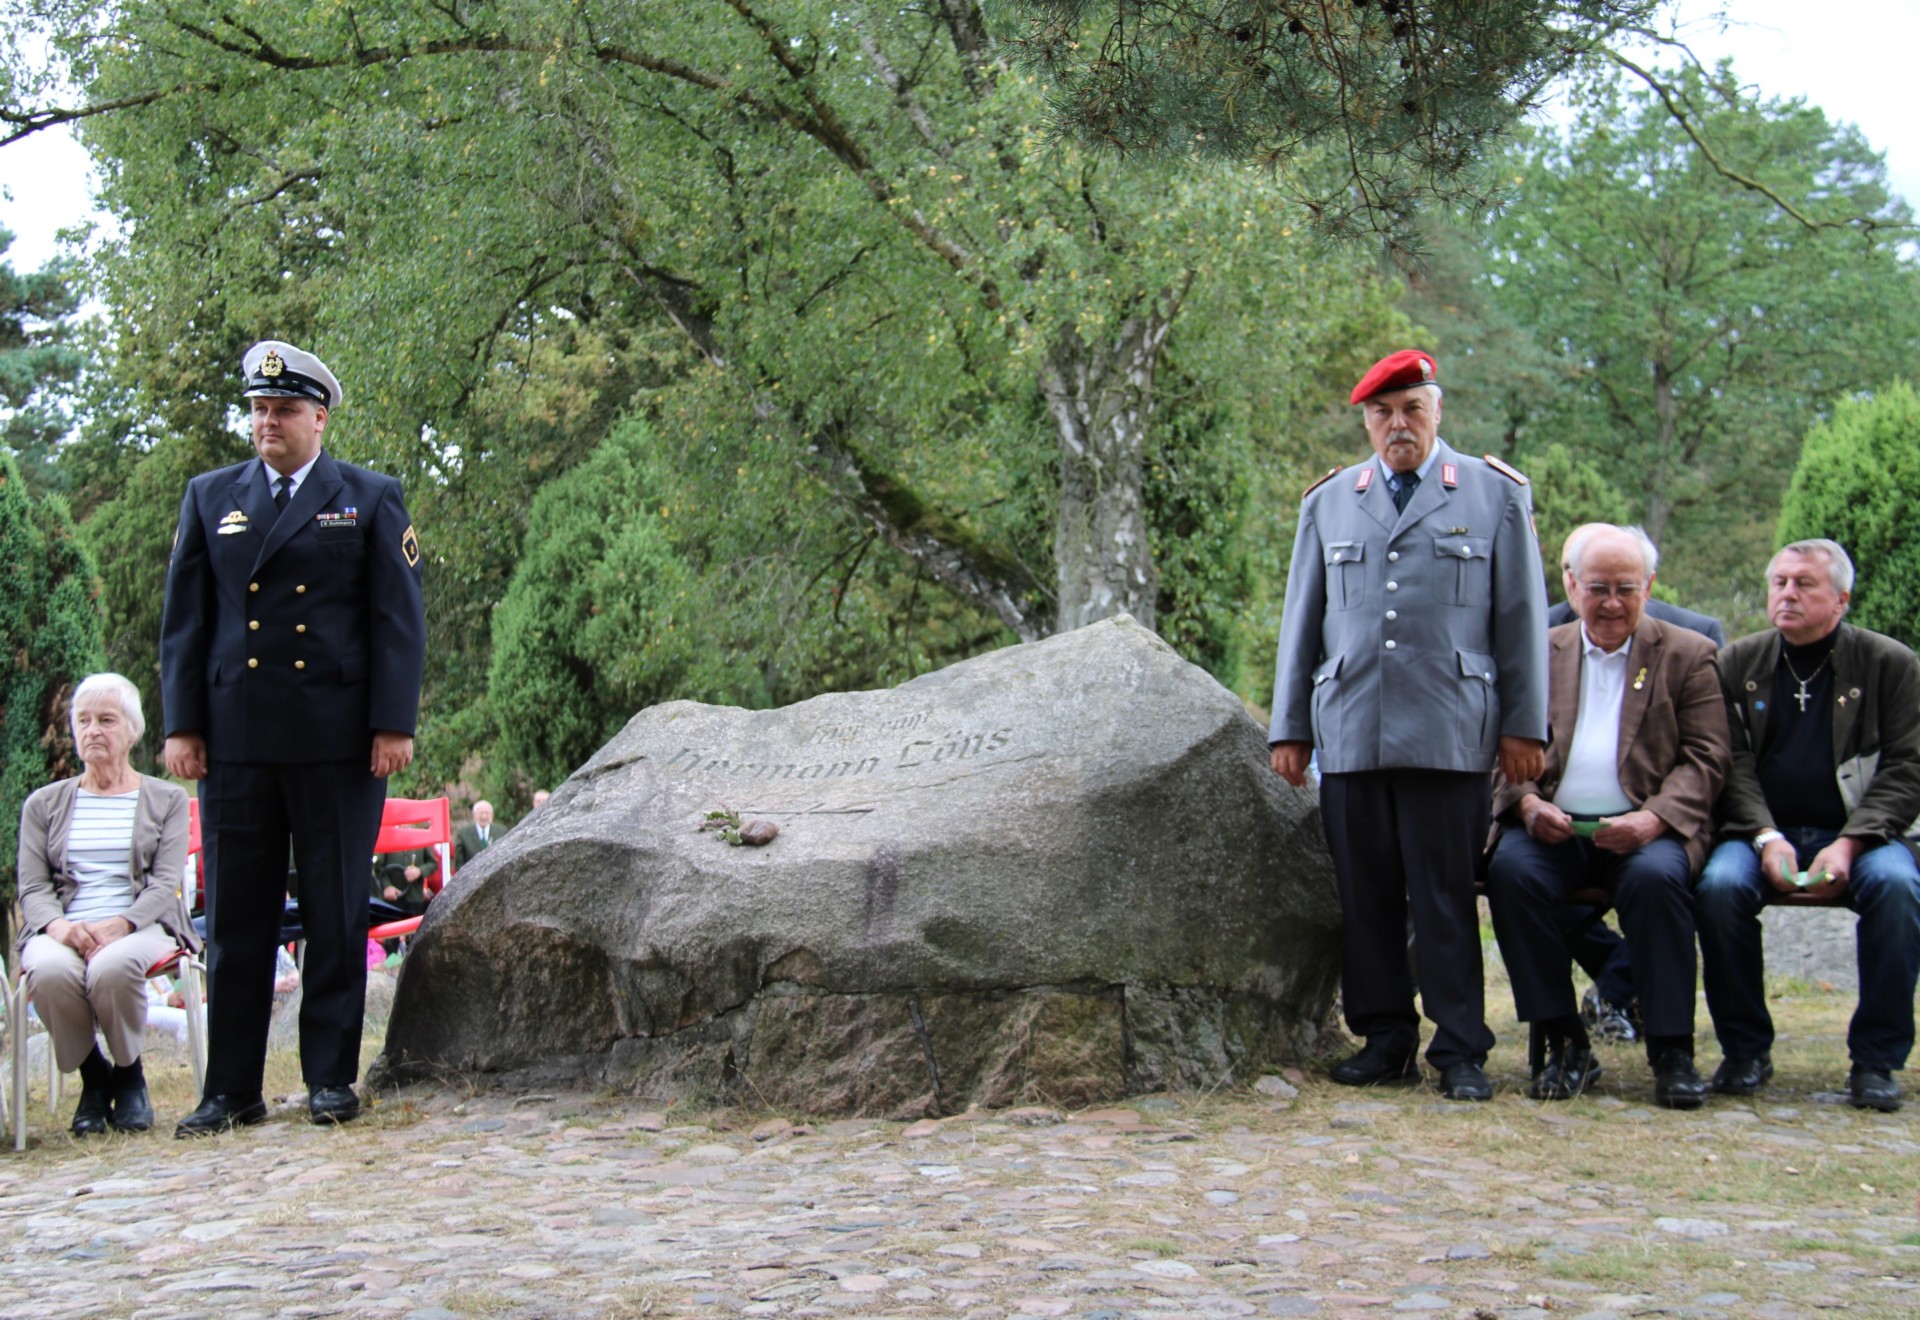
[1700,539,1920,1112]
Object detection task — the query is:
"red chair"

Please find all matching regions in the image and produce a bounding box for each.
[368,797,454,946]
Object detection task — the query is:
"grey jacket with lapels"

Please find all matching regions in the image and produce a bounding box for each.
[1269,437,1550,774]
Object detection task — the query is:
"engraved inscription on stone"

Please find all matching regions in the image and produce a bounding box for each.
[661,725,1019,791]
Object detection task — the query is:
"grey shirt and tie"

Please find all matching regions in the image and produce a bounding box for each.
[1270,437,1549,1067]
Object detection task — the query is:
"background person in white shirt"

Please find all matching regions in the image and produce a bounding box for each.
[1485,527,1732,1107]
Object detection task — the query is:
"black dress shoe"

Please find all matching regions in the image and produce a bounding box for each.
[1652,1050,1708,1110]
[175,1092,269,1138]
[1329,1040,1420,1087]
[70,1085,111,1137]
[109,1083,154,1133]
[1849,1064,1902,1113]
[1710,1054,1773,1095]
[1439,1061,1493,1102]
[1528,1039,1602,1101]
[309,1086,362,1125]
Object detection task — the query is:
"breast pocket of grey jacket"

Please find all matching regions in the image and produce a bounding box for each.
[1312,654,1345,748]
[1456,649,1497,751]
[1324,541,1366,610]
[1432,535,1491,605]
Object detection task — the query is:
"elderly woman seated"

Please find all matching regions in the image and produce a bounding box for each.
[16,673,197,1135]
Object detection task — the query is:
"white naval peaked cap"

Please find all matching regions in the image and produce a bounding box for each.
[241,340,344,409]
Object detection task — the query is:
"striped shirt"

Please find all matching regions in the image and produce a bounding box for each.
[64,788,139,922]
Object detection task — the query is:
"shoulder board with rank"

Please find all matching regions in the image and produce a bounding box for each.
[1484,454,1529,485]
[1300,466,1340,500]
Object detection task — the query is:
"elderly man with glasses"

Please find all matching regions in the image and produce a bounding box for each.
[1485,524,1731,1106]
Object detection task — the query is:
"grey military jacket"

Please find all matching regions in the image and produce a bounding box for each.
[1269,438,1549,774]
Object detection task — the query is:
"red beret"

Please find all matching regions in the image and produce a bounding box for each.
[1350,349,1438,404]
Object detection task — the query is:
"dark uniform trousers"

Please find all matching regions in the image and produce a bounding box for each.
[1320,769,1496,1068]
[1486,832,1696,1041]
[202,762,386,1094]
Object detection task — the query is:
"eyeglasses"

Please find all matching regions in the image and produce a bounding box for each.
[1580,582,1645,600]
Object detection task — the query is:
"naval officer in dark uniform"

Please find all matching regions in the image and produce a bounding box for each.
[161,340,425,1134]
[1270,349,1549,1100]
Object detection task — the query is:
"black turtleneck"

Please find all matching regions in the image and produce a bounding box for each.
[1757,628,1847,830]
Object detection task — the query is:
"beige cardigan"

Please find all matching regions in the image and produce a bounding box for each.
[15,774,199,954]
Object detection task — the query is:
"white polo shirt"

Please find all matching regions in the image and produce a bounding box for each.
[1552,625,1635,817]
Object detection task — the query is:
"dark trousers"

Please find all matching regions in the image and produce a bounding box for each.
[200,760,386,1094]
[1697,829,1920,1069]
[1564,910,1637,1007]
[1487,832,1696,1042]
[1320,769,1495,1068]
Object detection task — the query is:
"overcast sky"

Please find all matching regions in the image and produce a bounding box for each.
[2,0,1917,274]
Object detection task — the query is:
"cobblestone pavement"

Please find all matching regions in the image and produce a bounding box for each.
[4,1060,1920,1319]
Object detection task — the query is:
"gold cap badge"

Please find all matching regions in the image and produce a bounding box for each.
[261,350,284,378]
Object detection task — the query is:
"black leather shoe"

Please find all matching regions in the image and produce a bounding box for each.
[1439,1061,1493,1102]
[109,1083,154,1133]
[1652,1050,1708,1110]
[1849,1064,1902,1113]
[70,1085,111,1137]
[1329,1040,1420,1087]
[1528,1039,1602,1101]
[175,1092,269,1137]
[309,1086,362,1125]
[1710,1054,1773,1096]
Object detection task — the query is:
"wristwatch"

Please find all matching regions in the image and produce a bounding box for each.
[1751,829,1785,853]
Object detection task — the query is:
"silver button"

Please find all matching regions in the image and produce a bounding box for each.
[1385,640,1397,651]
[1484,671,1492,680]
[1386,610,1398,621]
[1386,581,1399,591]
[1388,550,1400,562]
[1333,552,1343,561]
[1459,546,1472,558]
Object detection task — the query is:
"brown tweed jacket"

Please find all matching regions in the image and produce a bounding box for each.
[1494,615,1732,872]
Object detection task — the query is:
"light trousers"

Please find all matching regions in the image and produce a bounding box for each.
[20,924,179,1072]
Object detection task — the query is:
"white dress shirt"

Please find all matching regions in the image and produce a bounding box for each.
[261,452,321,502]
[1552,625,1634,816]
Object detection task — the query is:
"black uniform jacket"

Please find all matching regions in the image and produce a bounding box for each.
[161,450,425,763]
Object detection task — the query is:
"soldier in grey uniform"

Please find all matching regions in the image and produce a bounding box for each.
[1270,349,1549,1100]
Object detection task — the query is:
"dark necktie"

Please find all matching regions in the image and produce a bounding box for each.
[273,474,293,513]
[1390,470,1420,514]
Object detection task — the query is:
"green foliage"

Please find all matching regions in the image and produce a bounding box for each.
[985,1,1659,241]
[484,419,712,793]
[481,413,1010,797]
[1523,443,1633,600]
[1777,382,1920,649]
[0,229,85,493]
[15,0,1404,790]
[0,450,106,922]
[1484,62,1920,618]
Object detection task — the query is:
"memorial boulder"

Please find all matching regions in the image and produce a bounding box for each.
[379,616,1339,1116]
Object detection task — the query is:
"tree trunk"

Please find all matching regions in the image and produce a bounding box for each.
[1040,307,1173,634]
